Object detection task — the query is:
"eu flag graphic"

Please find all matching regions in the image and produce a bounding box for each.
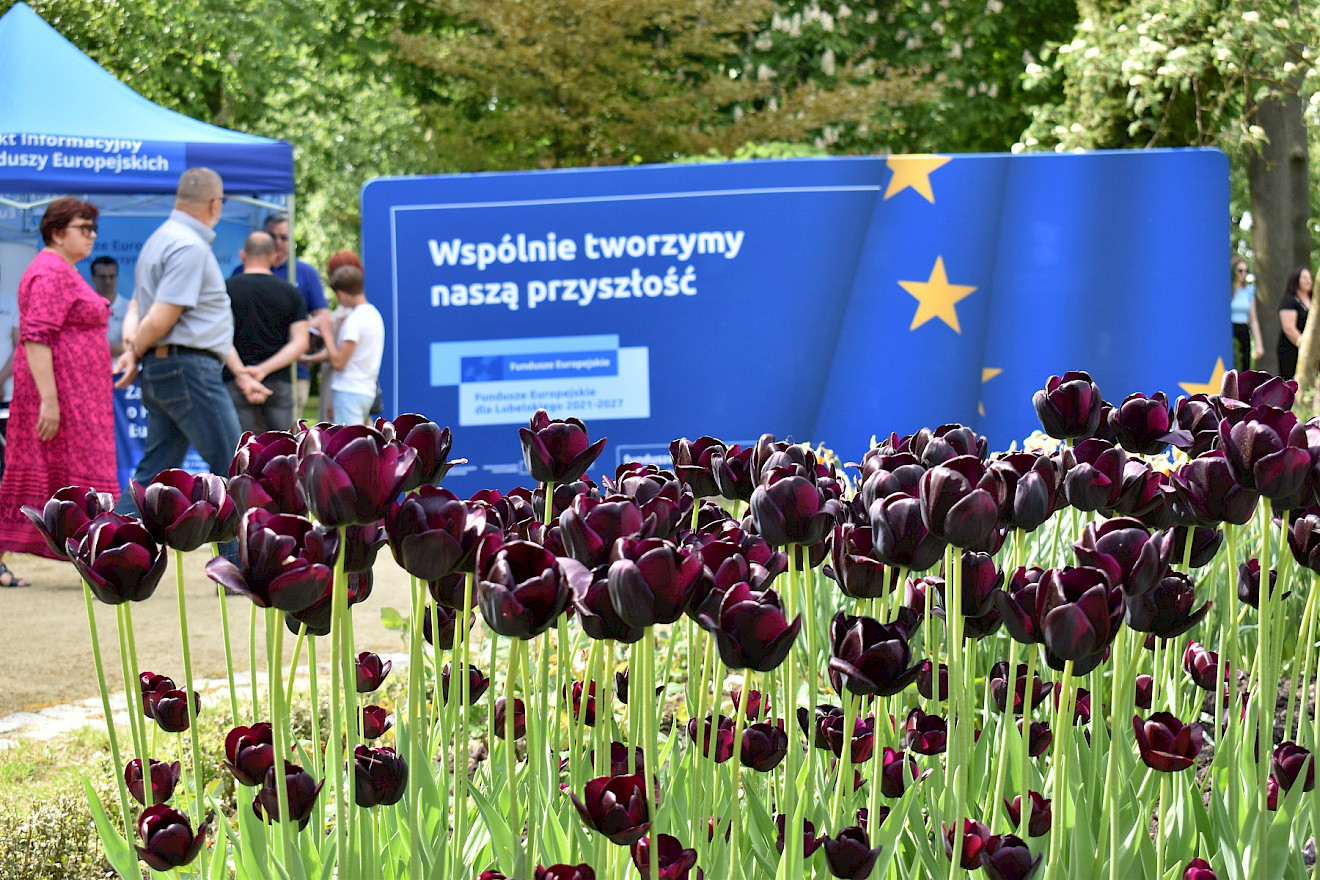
[364,149,1228,496]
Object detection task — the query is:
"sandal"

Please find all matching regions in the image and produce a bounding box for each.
[0,562,30,588]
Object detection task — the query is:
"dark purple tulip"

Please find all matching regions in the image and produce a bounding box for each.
[687,715,736,763]
[979,834,1042,880]
[1019,720,1053,757]
[1182,642,1228,691]
[604,463,689,541]
[918,456,1002,549]
[1135,674,1154,709]
[917,661,949,701]
[561,495,650,569]
[67,512,168,604]
[775,814,825,857]
[1218,406,1312,499]
[1272,742,1315,792]
[1289,513,1320,573]
[1110,460,1169,520]
[858,451,925,511]
[535,864,597,880]
[880,747,919,797]
[959,551,1003,617]
[152,689,200,733]
[385,486,477,580]
[1133,712,1204,772]
[986,452,1059,533]
[566,680,598,726]
[903,708,947,754]
[519,409,607,484]
[1035,566,1123,675]
[1170,525,1224,569]
[139,672,175,719]
[730,687,771,720]
[1170,452,1260,527]
[1004,792,1051,837]
[125,758,181,806]
[869,492,947,572]
[1108,392,1191,455]
[740,721,788,771]
[699,583,800,672]
[1034,371,1104,440]
[813,707,875,763]
[988,662,1053,713]
[423,603,472,650]
[670,436,728,500]
[1237,558,1285,609]
[340,521,387,574]
[130,469,239,551]
[1124,571,1212,639]
[441,663,489,705]
[355,652,392,693]
[827,611,920,698]
[1221,369,1298,410]
[1072,516,1173,598]
[224,723,274,787]
[297,423,419,526]
[362,705,395,740]
[378,414,459,487]
[1063,439,1126,512]
[493,697,526,740]
[1173,395,1221,456]
[353,744,408,807]
[135,803,207,871]
[480,872,509,880]
[916,423,987,467]
[1266,775,1282,810]
[709,444,755,503]
[823,825,882,880]
[1184,858,1219,880]
[285,570,372,637]
[20,485,114,559]
[750,467,841,547]
[631,833,698,880]
[253,761,323,830]
[228,431,306,515]
[827,522,893,599]
[994,566,1048,646]
[205,509,335,613]
[478,539,586,638]
[570,773,652,845]
[943,818,992,869]
[607,537,702,628]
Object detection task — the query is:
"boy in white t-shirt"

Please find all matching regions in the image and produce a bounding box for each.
[313,265,383,426]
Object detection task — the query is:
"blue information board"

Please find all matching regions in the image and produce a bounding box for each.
[362,151,1229,497]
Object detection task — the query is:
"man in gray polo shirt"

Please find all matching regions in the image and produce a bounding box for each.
[113,167,269,508]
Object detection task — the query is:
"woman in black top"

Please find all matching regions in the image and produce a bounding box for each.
[1279,265,1313,379]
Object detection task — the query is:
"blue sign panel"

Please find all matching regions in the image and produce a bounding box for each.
[362,151,1229,497]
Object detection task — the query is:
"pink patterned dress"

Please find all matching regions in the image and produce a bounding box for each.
[0,250,118,557]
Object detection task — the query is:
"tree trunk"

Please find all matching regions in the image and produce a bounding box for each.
[1250,84,1312,384]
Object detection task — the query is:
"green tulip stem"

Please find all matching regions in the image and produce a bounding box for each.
[780,649,801,880]
[689,631,712,853]
[453,573,476,875]
[573,637,599,806]
[988,637,1021,829]
[82,581,132,837]
[172,549,207,873]
[945,546,966,880]
[249,602,260,721]
[406,576,424,880]
[1222,521,1240,821]
[726,667,752,880]
[923,567,936,715]
[1155,773,1170,880]
[832,687,856,829]
[543,481,555,526]
[642,626,661,880]
[1104,626,1129,880]
[503,638,524,875]
[596,640,612,777]
[213,541,242,726]
[890,566,909,622]
[307,634,324,834]
[528,633,553,868]
[265,607,294,869]
[1256,501,1274,880]
[341,567,365,878]
[116,603,151,809]
[283,623,307,711]
[659,625,679,709]
[1293,581,1319,742]
[1018,643,1039,835]
[327,527,349,878]
[1044,658,1076,880]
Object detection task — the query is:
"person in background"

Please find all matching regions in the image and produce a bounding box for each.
[0,268,17,479]
[225,232,309,433]
[90,256,133,358]
[234,213,329,421]
[1279,265,1314,380]
[0,199,118,584]
[1230,256,1264,372]
[313,265,382,426]
[305,250,363,422]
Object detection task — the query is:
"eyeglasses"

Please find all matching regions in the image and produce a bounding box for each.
[69,223,98,235]
[1236,267,1248,274]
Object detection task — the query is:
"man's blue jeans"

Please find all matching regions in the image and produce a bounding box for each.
[114,350,242,514]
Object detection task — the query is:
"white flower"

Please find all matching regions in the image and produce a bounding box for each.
[1242,10,1259,23]
[821,49,836,77]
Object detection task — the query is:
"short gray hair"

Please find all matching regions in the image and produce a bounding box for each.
[176,167,223,205]
[263,212,290,232]
[243,231,277,260]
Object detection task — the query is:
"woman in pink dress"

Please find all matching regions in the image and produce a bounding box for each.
[0,198,118,584]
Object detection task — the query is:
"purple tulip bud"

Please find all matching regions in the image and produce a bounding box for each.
[353,744,408,807]
[823,824,883,880]
[152,688,200,733]
[1184,857,1219,880]
[827,611,920,698]
[1289,514,1320,573]
[1238,558,1284,608]
[21,485,115,559]
[130,470,239,551]
[355,651,392,693]
[423,603,473,650]
[827,522,894,600]
[687,715,736,763]
[561,495,651,569]
[224,723,274,787]
[774,814,824,857]
[739,720,788,771]
[1072,516,1173,598]
[917,660,949,701]
[1018,719,1053,757]
[1218,406,1312,500]
[1107,392,1191,455]
[67,512,169,604]
[1133,712,1204,772]
[440,662,490,705]
[988,662,1053,713]
[569,773,651,845]
[228,431,306,515]
[730,687,771,720]
[1063,439,1126,512]
[135,803,208,871]
[1135,674,1154,709]
[125,758,181,806]
[379,414,460,486]
[670,436,728,500]
[385,487,477,580]
[1183,641,1229,691]
[297,423,419,526]
[493,697,526,740]
[978,833,1042,880]
[943,818,993,869]
[1033,371,1104,440]
[869,491,947,572]
[1035,566,1123,675]
[575,568,646,644]
[986,452,1060,533]
[479,539,586,638]
[1272,741,1316,792]
[919,456,1002,549]
[1004,791,1052,837]
[139,671,174,719]
[1124,571,1212,639]
[750,467,842,547]
[565,680,598,726]
[285,569,372,637]
[253,761,323,830]
[631,833,698,880]
[903,707,947,755]
[361,705,395,740]
[519,409,607,484]
[993,566,1048,646]
[535,864,598,880]
[698,582,800,672]
[880,747,919,798]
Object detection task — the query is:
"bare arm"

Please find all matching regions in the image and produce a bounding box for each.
[1249,298,1265,358]
[224,347,271,404]
[24,341,59,441]
[250,321,309,382]
[313,312,356,371]
[1282,309,1302,346]
[115,300,184,388]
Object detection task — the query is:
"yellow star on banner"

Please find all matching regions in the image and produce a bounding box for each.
[900,257,978,333]
[978,367,1003,417]
[884,154,953,203]
[1178,357,1227,397]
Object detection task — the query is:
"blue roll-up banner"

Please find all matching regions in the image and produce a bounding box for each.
[362,150,1229,497]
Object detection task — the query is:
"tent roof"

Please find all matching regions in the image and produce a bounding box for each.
[0,3,292,194]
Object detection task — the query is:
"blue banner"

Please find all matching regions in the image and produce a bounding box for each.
[362,150,1229,497]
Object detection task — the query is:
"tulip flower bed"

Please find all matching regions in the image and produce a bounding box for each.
[36,370,1320,879]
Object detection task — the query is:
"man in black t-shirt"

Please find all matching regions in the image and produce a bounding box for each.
[225,232,309,433]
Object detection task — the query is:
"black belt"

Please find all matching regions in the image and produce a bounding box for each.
[148,344,223,364]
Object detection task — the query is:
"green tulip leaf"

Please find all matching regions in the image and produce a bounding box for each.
[81,778,142,880]
[468,782,516,867]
